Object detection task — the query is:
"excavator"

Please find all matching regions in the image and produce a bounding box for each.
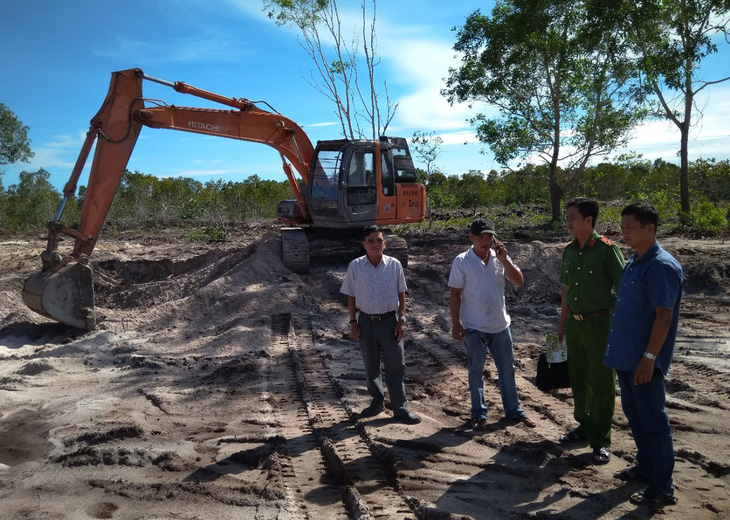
[22,68,426,330]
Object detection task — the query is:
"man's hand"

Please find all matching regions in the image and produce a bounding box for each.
[350,322,360,341]
[494,238,508,263]
[633,356,655,385]
[452,322,464,341]
[395,321,405,341]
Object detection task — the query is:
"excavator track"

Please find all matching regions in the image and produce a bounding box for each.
[383,233,408,268]
[282,229,409,273]
[281,228,311,274]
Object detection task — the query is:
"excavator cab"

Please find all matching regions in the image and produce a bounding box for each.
[278,136,424,229]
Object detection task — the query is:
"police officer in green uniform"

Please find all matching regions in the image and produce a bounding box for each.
[558,198,626,464]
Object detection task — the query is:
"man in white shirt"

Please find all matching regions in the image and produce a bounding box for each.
[341,225,421,425]
[449,218,535,430]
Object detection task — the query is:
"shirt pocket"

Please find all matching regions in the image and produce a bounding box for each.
[621,278,646,305]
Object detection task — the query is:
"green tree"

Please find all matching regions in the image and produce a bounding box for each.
[264,0,396,139]
[455,170,488,213]
[0,103,34,168]
[444,0,647,221]
[425,171,456,213]
[1,168,60,231]
[623,0,730,213]
[690,158,730,202]
[411,130,443,179]
[411,130,444,221]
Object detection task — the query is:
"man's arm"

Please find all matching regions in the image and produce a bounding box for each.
[348,296,360,341]
[450,287,464,341]
[557,284,569,341]
[606,244,626,288]
[633,307,673,385]
[502,257,524,287]
[495,240,524,287]
[395,291,406,341]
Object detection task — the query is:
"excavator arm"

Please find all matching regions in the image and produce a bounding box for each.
[23,68,316,329]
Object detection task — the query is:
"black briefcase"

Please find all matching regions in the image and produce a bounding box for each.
[536,353,571,391]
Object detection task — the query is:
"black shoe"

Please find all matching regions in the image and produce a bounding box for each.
[360,401,385,417]
[614,466,650,482]
[472,418,488,431]
[395,411,422,424]
[559,430,585,444]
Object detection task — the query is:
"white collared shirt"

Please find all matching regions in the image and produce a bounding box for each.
[448,246,512,333]
[340,254,406,315]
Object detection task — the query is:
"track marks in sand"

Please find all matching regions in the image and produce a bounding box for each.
[267,312,418,520]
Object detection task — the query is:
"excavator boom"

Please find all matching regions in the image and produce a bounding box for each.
[23,68,316,329]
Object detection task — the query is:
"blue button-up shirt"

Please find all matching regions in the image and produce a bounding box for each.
[604,242,683,375]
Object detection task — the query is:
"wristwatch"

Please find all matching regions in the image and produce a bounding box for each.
[643,351,656,360]
[398,316,406,324]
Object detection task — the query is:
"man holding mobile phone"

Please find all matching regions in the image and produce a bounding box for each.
[449,217,535,430]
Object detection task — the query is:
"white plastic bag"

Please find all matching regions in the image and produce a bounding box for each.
[545,333,568,363]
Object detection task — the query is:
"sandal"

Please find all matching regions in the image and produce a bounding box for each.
[559,430,584,444]
[473,419,488,431]
[630,487,677,506]
[592,446,611,465]
[614,466,649,482]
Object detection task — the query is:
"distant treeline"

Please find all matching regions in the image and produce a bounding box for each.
[1,158,729,237]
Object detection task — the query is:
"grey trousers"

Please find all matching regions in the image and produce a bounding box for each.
[358,315,409,415]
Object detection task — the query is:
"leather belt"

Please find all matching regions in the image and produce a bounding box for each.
[571,309,611,321]
[360,310,396,321]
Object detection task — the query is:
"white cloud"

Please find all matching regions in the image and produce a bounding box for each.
[305,121,340,128]
[166,168,244,178]
[20,131,87,173]
[93,35,249,63]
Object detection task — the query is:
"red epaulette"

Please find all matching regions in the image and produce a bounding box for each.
[600,236,615,246]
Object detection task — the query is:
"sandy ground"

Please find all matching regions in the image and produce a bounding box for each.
[0,226,728,520]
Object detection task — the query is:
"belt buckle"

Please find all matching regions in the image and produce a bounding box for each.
[573,313,583,321]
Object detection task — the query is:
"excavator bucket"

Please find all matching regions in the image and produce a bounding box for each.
[22,263,95,330]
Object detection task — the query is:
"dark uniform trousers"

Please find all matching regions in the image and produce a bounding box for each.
[565,313,616,448]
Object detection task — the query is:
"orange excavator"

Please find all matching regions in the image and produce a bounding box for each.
[22,68,426,330]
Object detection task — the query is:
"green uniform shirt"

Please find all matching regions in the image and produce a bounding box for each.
[561,230,626,314]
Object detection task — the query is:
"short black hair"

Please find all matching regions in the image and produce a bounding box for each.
[566,197,599,228]
[621,201,659,229]
[363,225,383,240]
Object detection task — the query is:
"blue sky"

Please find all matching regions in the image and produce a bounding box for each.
[1,1,729,193]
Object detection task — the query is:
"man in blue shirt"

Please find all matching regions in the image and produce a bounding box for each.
[604,202,682,507]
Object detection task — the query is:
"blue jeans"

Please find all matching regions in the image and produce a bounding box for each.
[358,315,409,415]
[464,327,524,421]
[617,369,674,495]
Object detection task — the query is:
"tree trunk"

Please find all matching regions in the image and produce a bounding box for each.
[680,120,690,213]
[549,162,562,222]
[680,68,693,213]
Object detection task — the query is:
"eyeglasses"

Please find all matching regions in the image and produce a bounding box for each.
[365,238,384,244]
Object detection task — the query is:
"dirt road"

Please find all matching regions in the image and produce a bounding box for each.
[0,229,728,519]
